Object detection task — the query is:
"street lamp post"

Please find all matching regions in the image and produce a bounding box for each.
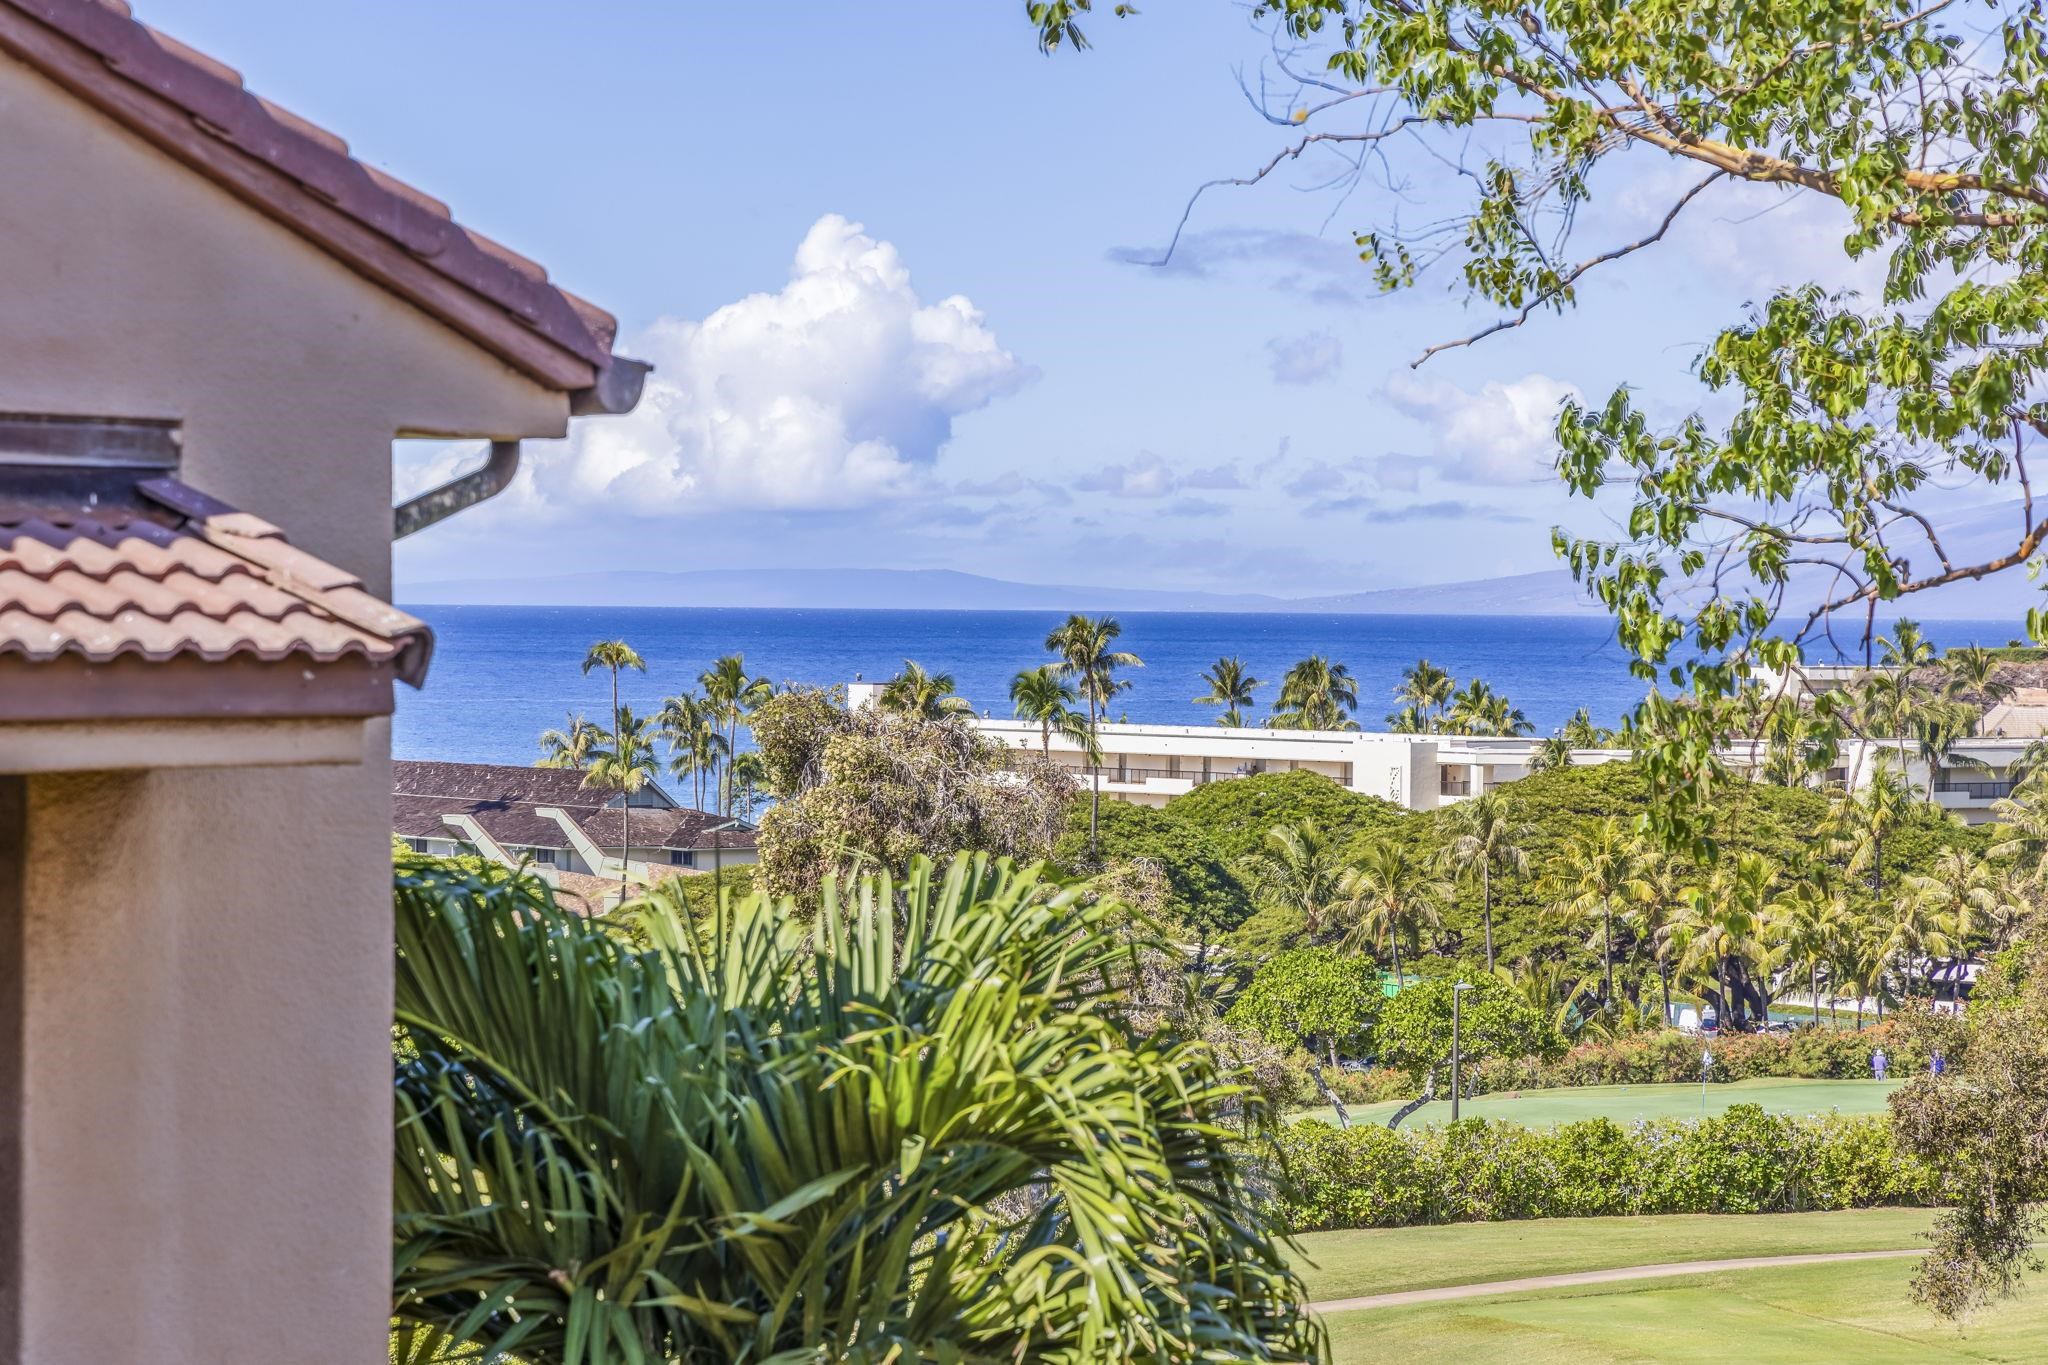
[1451,981,1473,1122]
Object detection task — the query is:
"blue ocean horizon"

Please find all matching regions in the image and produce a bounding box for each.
[393,606,2027,767]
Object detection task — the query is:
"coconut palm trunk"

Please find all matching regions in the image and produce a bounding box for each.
[1481,861,1495,972]
[1601,900,1615,1008]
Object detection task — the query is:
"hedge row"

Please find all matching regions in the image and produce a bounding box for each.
[1471,1019,1935,1091]
[1268,1105,1937,1232]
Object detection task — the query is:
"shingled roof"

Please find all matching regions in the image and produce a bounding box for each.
[393,761,756,852]
[0,0,644,409]
[0,467,431,719]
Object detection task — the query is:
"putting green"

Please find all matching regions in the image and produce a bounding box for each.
[1324,1255,2046,1363]
[1294,1076,1900,1129]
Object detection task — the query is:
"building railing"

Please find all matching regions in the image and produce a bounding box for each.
[1440,779,1473,797]
[1934,778,2017,800]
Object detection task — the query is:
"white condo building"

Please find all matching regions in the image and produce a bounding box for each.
[847,680,2037,824]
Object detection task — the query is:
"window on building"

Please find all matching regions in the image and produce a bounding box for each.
[406,837,429,854]
[669,849,695,866]
[530,847,557,865]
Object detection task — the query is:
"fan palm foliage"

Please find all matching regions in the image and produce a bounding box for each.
[1044,614,1143,855]
[1193,656,1262,727]
[1268,655,1359,731]
[1340,836,1450,983]
[390,854,1320,1363]
[879,659,975,719]
[1441,790,1533,971]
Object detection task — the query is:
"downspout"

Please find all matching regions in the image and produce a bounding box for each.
[393,440,520,539]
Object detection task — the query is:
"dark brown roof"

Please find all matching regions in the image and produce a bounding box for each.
[576,805,759,852]
[0,0,644,407]
[0,468,429,719]
[393,760,754,851]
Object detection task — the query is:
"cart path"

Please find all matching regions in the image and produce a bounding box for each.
[1309,1248,1925,1314]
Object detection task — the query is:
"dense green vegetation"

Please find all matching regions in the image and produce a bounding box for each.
[1291,1078,1899,1131]
[390,853,1317,1362]
[1274,1104,1934,1232]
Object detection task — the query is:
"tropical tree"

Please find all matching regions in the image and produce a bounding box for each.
[1194,656,1262,726]
[536,711,605,770]
[1941,644,2013,704]
[1441,790,1533,971]
[1879,619,1936,669]
[1908,699,1985,802]
[1879,888,1960,1002]
[1528,734,1575,773]
[879,659,975,719]
[1622,845,1689,1028]
[582,638,645,770]
[1390,658,1453,731]
[1045,614,1143,855]
[726,751,770,822]
[1268,655,1359,731]
[1768,878,1851,1026]
[1374,976,1554,1128]
[583,705,659,903]
[700,654,774,815]
[1669,853,1777,1032]
[1442,679,1532,737]
[657,690,727,812]
[1009,664,1089,755]
[392,853,1320,1362]
[1827,753,1914,896]
[1988,771,2048,896]
[1541,817,1638,1010]
[1226,947,1381,1127]
[1341,836,1449,984]
[1235,819,1350,943]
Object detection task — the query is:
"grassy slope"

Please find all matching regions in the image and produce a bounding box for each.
[1292,1076,1900,1128]
[1291,1207,1933,1303]
[1325,1256,2048,1364]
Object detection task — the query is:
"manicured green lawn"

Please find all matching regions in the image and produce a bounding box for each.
[1294,1076,1899,1128]
[1324,1256,2048,1363]
[1290,1207,1933,1303]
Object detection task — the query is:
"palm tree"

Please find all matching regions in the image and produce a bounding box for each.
[1045,614,1143,856]
[1668,852,1776,1032]
[726,751,770,821]
[1009,665,1087,755]
[536,711,605,769]
[700,654,774,815]
[1768,878,1850,1025]
[582,638,646,773]
[1543,817,1638,1009]
[1442,790,1533,971]
[657,690,727,812]
[1392,659,1454,731]
[1384,703,1430,733]
[1833,919,1889,1027]
[1560,708,1610,747]
[1268,655,1359,730]
[1880,885,1959,1001]
[1940,643,2012,703]
[1879,617,1936,668]
[1194,656,1262,726]
[583,705,659,903]
[1529,734,1575,772]
[1341,836,1450,984]
[1623,845,1689,1026]
[1827,752,1913,895]
[391,854,1318,1362]
[1909,698,1985,800]
[880,659,974,718]
[1987,769,2048,895]
[1235,819,1350,941]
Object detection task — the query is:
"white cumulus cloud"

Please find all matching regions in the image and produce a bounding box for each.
[1383,371,1580,484]
[508,214,1034,515]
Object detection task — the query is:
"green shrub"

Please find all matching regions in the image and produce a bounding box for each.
[1269,1105,1936,1231]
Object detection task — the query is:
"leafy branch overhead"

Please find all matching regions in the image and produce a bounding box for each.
[1031,0,2048,850]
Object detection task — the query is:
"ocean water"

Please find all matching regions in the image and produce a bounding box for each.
[392,606,2020,766]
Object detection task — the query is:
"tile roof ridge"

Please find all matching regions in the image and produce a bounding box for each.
[136,476,433,685]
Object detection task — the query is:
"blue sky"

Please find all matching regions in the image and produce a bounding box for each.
[140,1,1885,600]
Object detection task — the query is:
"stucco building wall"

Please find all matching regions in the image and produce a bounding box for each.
[0,49,572,1365]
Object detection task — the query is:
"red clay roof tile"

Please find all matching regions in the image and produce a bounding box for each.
[0,470,431,685]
